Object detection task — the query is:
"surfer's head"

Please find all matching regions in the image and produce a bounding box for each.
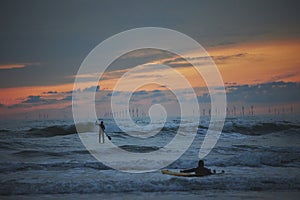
[198,160,204,167]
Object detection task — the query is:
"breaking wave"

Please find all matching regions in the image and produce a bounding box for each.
[28,125,77,137]
[198,121,300,136]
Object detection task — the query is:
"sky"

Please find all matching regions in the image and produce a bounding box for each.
[0,0,299,119]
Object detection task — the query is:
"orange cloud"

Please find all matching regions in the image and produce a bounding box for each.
[0,64,27,70]
[0,63,39,70]
[207,39,300,85]
[0,83,74,106]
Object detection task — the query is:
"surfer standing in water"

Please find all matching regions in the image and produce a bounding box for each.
[96,120,105,143]
[180,160,212,176]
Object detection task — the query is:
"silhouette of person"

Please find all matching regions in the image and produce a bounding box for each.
[180,160,212,176]
[96,120,105,143]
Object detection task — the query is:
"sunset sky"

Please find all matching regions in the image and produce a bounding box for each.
[0,0,299,119]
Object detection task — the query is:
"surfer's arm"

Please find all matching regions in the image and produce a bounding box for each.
[204,167,213,174]
[180,168,196,173]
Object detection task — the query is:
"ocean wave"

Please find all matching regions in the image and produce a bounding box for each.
[12,149,90,158]
[23,122,96,137]
[13,150,63,157]
[27,125,77,137]
[160,126,179,132]
[12,146,161,157]
[119,145,160,153]
[0,161,110,173]
[228,122,300,135]
[198,121,300,136]
[0,169,299,195]
[0,129,10,132]
[210,151,300,168]
[0,140,25,150]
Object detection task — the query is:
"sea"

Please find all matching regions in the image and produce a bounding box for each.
[0,115,299,199]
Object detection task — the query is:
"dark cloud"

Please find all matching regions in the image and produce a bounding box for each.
[0,0,299,88]
[212,53,247,64]
[160,53,251,69]
[64,90,74,94]
[269,73,297,82]
[152,97,174,104]
[133,90,148,96]
[22,95,45,104]
[9,93,73,109]
[43,91,58,94]
[62,95,72,101]
[105,91,119,97]
[135,89,169,99]
[225,82,237,86]
[82,85,100,92]
[98,49,176,82]
[226,82,300,103]
[161,56,207,68]
[8,95,47,108]
[151,91,165,98]
[197,82,300,104]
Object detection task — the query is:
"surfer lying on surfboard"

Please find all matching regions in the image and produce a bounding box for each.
[180,160,212,176]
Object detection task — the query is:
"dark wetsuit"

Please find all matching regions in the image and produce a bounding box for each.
[100,123,105,131]
[181,167,212,176]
